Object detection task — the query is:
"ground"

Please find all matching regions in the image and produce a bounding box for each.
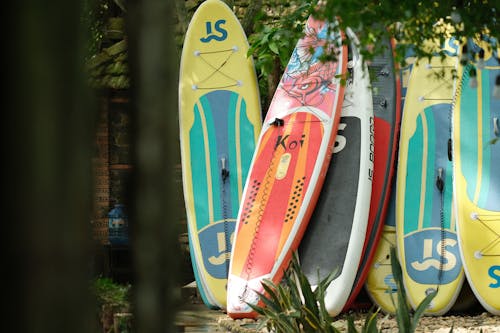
[176,283,500,332]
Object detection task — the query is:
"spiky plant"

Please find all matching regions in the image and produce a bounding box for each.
[247,248,438,333]
[248,252,339,333]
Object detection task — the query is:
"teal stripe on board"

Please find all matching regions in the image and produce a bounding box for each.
[478,70,492,208]
[199,95,224,223]
[187,231,212,307]
[190,91,258,230]
[236,98,257,214]
[228,95,257,216]
[404,115,424,235]
[444,159,454,230]
[422,107,437,229]
[227,93,239,215]
[239,98,256,183]
[460,72,479,203]
[190,104,210,231]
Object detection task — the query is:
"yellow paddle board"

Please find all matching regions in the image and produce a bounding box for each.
[396,35,464,315]
[179,0,262,309]
[453,36,500,315]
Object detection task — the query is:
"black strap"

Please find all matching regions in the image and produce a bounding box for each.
[270,118,284,127]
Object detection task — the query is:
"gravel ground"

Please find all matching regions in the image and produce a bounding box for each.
[337,311,500,332]
[218,311,500,333]
[179,282,500,332]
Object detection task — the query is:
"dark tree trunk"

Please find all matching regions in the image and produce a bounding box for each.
[241,0,262,36]
[3,0,97,332]
[266,56,283,112]
[126,0,182,332]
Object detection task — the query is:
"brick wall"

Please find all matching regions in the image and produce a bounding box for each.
[92,90,132,245]
[92,96,111,243]
[108,90,132,208]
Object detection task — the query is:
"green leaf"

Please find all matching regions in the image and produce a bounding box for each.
[347,315,359,333]
[390,246,411,333]
[301,306,322,331]
[276,312,299,332]
[260,293,283,314]
[269,41,280,55]
[362,308,380,333]
[261,279,283,312]
[295,270,318,314]
[277,283,293,310]
[411,289,437,331]
[246,299,268,316]
[394,282,410,327]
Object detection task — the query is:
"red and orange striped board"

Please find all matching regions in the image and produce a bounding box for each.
[226,15,347,318]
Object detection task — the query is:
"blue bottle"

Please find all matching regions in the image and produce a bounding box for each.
[108,204,128,245]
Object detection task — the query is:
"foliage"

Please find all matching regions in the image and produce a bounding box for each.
[244,0,498,106]
[92,277,132,333]
[247,253,383,333]
[248,252,339,332]
[81,0,112,58]
[247,0,314,106]
[92,277,131,312]
[312,0,498,66]
[248,1,312,77]
[248,247,441,333]
[81,0,127,59]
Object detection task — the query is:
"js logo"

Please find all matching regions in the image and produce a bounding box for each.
[488,265,500,288]
[208,231,234,266]
[200,20,228,43]
[199,221,235,278]
[405,230,461,284]
[410,238,458,272]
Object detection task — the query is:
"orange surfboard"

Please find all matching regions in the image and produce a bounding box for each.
[226,15,347,318]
